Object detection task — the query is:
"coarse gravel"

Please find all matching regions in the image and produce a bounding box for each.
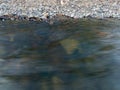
[0,0,120,19]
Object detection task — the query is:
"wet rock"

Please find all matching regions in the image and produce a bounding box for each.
[29,17,41,21]
[9,14,18,20]
[17,15,29,21]
[0,17,5,21]
[0,20,72,76]
[0,15,10,21]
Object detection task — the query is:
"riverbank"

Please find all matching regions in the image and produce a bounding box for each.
[0,0,120,19]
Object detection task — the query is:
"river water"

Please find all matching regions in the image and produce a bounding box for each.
[0,18,120,90]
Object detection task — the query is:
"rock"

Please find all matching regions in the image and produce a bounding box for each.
[0,21,71,76]
[29,17,40,21]
[60,0,70,6]
[17,15,29,21]
[0,15,10,21]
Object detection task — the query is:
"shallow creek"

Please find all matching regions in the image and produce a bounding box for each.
[0,19,120,90]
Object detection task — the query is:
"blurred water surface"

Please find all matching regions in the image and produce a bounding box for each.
[0,18,120,90]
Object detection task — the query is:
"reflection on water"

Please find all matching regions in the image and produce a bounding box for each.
[0,19,120,90]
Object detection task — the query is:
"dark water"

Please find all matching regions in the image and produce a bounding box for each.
[0,19,120,90]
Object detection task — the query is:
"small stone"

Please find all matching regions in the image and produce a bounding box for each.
[0,17,5,21]
[0,15,10,21]
[0,59,4,62]
[18,15,29,21]
[29,17,40,21]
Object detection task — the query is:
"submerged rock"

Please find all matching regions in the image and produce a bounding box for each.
[0,21,71,76]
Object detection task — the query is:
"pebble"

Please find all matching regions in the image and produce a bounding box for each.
[28,17,40,21]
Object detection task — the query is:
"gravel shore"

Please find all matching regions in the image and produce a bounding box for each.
[0,0,120,19]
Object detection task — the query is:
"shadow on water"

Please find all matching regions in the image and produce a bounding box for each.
[0,18,120,90]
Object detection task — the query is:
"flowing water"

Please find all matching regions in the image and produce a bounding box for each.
[0,18,120,90]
